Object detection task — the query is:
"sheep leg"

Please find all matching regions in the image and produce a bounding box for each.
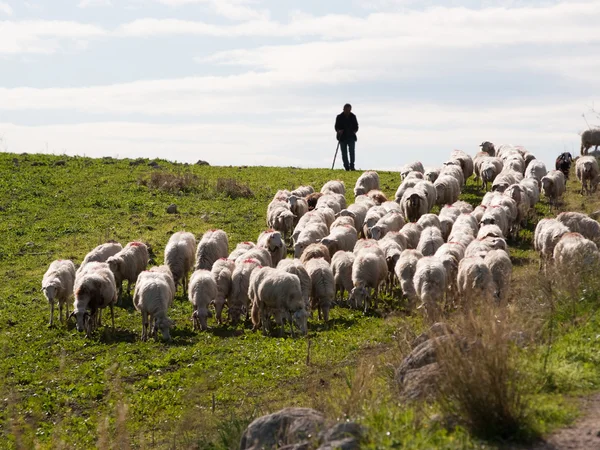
[49,301,55,327]
[58,302,63,324]
[141,311,148,341]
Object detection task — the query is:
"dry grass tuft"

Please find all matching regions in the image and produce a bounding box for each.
[216,177,254,199]
[138,171,209,194]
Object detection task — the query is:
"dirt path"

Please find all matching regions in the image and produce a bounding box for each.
[529,394,600,450]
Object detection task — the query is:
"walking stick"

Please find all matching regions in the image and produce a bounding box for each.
[331,141,340,170]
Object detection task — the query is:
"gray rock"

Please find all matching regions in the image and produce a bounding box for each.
[317,438,360,450]
[239,407,325,450]
[129,158,145,166]
[166,204,178,214]
[400,362,441,401]
[196,160,210,166]
[318,422,364,450]
[148,160,159,167]
[54,160,66,166]
[411,322,453,348]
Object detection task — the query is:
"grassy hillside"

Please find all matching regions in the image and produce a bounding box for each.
[0,152,599,449]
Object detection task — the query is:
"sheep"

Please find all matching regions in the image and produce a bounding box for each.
[294,222,329,259]
[211,258,235,324]
[417,214,441,231]
[480,206,509,239]
[257,229,286,268]
[382,201,403,214]
[235,247,272,268]
[424,167,441,183]
[288,195,309,226]
[349,250,388,312]
[148,265,176,301]
[251,269,308,337]
[314,206,336,229]
[316,193,346,214]
[576,155,600,195]
[106,242,149,298]
[581,128,600,155]
[291,185,314,198]
[366,189,388,205]
[473,151,490,181]
[520,178,541,207]
[277,258,312,309]
[195,229,229,271]
[457,257,494,305]
[363,206,387,238]
[534,218,570,272]
[413,256,447,319]
[440,164,465,186]
[379,230,408,250]
[503,154,526,175]
[555,152,573,180]
[416,226,444,257]
[525,160,547,183]
[451,213,479,237]
[133,271,175,341]
[394,178,420,203]
[72,262,117,335]
[320,224,358,255]
[354,194,377,208]
[77,242,123,275]
[400,162,425,178]
[164,231,196,293]
[353,238,385,257]
[464,237,507,258]
[370,211,405,240]
[439,204,462,237]
[400,222,423,249]
[299,242,332,264]
[480,141,496,156]
[339,203,369,234]
[377,238,405,293]
[273,190,292,201]
[446,230,474,249]
[504,184,531,234]
[228,241,255,260]
[306,192,324,210]
[541,170,566,208]
[354,171,380,196]
[483,250,512,304]
[331,215,356,229]
[267,202,295,241]
[471,205,487,224]
[229,258,262,325]
[321,180,346,195]
[404,171,424,180]
[414,180,437,212]
[488,193,518,233]
[42,259,76,326]
[553,233,600,278]
[435,243,464,297]
[556,211,600,244]
[450,149,474,180]
[292,210,328,243]
[433,175,460,206]
[188,269,218,331]
[480,157,503,191]
[491,170,523,193]
[304,257,335,322]
[400,188,428,223]
[477,224,504,240]
[395,249,423,303]
[331,251,355,301]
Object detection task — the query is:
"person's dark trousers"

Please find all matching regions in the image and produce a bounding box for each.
[340,140,356,171]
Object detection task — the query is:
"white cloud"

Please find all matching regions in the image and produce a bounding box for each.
[77,0,112,8]
[150,0,269,21]
[0,2,12,15]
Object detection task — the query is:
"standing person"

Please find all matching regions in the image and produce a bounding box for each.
[334,103,359,171]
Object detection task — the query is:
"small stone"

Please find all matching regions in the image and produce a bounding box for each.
[166,204,178,214]
[54,160,66,166]
[196,160,210,166]
[147,211,155,218]
[148,161,159,167]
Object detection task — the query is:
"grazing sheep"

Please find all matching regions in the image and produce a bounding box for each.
[72,262,117,335]
[349,250,388,312]
[148,265,176,301]
[277,258,312,309]
[235,247,272,268]
[251,269,308,337]
[321,180,346,195]
[229,258,262,325]
[292,210,327,243]
[331,215,356,230]
[556,211,600,244]
[464,237,508,258]
[446,230,475,249]
[354,194,377,208]
[314,206,336,230]
[339,203,369,234]
[294,223,329,259]
[480,205,509,239]
[362,206,387,238]
[288,195,309,226]
[525,160,547,183]
[195,229,229,271]
[534,218,570,272]
[491,170,523,193]
[477,224,504,239]
[483,250,512,303]
[413,256,447,319]
[433,175,460,206]
[257,230,286,268]
[394,178,421,204]
[370,211,405,240]
[400,222,423,249]
[188,269,218,331]
[416,226,444,257]
[77,242,123,275]
[377,239,405,293]
[133,271,175,341]
[106,242,149,298]
[354,171,380,196]
[553,233,600,277]
[471,205,487,224]
[316,193,346,214]
[331,251,355,301]
[480,141,495,156]
[299,242,331,265]
[581,128,600,155]
[366,189,388,205]
[541,170,566,208]
[400,188,428,223]
[450,149,474,180]
[480,157,503,191]
[520,178,541,207]
[291,185,315,198]
[576,155,600,195]
[267,202,295,241]
[306,192,324,211]
[304,257,335,322]
[457,257,494,305]
[417,213,441,231]
[504,184,531,234]
[451,213,479,237]
[164,231,196,293]
[400,162,425,178]
[320,224,358,255]
[404,171,424,180]
[503,154,526,175]
[555,152,573,179]
[414,180,437,212]
[424,167,441,183]
[440,164,465,186]
[353,238,385,257]
[228,241,255,260]
[211,258,235,324]
[42,259,76,326]
[395,249,423,302]
[435,243,464,297]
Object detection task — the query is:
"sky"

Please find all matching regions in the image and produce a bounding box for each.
[0,0,599,171]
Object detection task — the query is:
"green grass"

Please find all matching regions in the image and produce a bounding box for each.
[1,152,600,449]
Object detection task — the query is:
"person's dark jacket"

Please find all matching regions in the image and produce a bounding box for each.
[335,112,359,142]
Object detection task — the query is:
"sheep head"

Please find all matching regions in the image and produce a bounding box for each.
[42,283,57,303]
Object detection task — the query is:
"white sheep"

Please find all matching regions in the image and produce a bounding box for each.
[480,157,504,191]
[330,251,355,302]
[288,195,309,226]
[449,149,474,180]
[321,180,346,195]
[433,175,461,206]
[42,259,76,326]
[148,265,176,301]
[369,211,405,240]
[479,205,509,238]
[72,262,117,335]
[400,161,425,179]
[339,203,369,234]
[292,210,328,243]
[520,178,541,206]
[377,238,405,293]
[413,256,447,319]
[354,171,380,196]
[417,213,441,231]
[195,229,229,271]
[394,178,420,203]
[464,237,508,258]
[164,231,196,293]
[492,169,523,193]
[291,185,314,197]
[394,249,423,303]
[257,229,286,268]
[525,160,547,183]
[314,206,336,229]
[540,170,566,209]
[477,224,504,240]
[451,213,479,237]
[228,241,255,260]
[362,206,387,238]
[404,171,424,180]
[316,193,346,214]
[299,242,331,265]
[416,226,444,257]
[504,184,531,235]
[277,258,312,309]
[106,241,149,298]
[235,247,272,268]
[304,257,335,322]
[534,218,570,271]
[556,211,600,244]
[229,258,262,325]
[331,215,356,229]
[133,271,175,341]
[294,222,329,259]
[483,249,512,303]
[211,258,235,324]
[354,194,377,208]
[457,257,494,305]
[188,269,218,331]
[267,202,295,241]
[424,167,441,183]
[414,180,437,212]
[576,155,600,195]
[77,242,123,275]
[349,249,388,312]
[553,232,600,277]
[320,224,358,255]
[400,222,423,249]
[400,188,428,223]
[440,164,465,186]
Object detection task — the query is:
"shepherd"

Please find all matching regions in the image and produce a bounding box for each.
[334,103,359,171]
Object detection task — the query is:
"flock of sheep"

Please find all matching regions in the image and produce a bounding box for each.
[40,142,600,339]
